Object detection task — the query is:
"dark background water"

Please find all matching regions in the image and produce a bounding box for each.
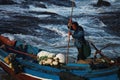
[0,0,120,79]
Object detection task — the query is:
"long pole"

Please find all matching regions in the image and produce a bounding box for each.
[8,47,37,60]
[71,0,74,19]
[66,0,74,64]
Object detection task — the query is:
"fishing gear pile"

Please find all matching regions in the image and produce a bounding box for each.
[37,51,65,66]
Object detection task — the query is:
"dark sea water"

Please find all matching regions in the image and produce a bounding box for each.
[0,0,120,79]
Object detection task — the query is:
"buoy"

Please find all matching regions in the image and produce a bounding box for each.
[54,53,65,63]
[52,61,58,66]
[37,51,55,58]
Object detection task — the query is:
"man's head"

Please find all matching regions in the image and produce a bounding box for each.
[72,22,78,26]
[72,22,78,30]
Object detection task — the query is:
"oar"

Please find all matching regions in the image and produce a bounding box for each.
[90,42,111,61]
[100,43,111,51]
[7,47,37,60]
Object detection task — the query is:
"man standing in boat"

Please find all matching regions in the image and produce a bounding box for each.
[67,19,91,61]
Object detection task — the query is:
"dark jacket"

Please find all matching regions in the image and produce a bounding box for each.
[72,26,85,48]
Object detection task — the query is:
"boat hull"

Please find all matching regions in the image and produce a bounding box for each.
[1,58,119,80]
[0,60,50,80]
[18,59,120,80]
[0,40,120,80]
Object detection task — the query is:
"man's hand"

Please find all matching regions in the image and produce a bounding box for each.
[68,18,72,28]
[68,31,72,35]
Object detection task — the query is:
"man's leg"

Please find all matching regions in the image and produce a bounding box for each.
[77,47,86,61]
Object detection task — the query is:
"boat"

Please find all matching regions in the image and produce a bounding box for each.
[0,35,120,80]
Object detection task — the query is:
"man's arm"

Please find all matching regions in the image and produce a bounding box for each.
[72,31,84,39]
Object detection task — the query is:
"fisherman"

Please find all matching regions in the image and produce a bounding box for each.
[67,19,91,61]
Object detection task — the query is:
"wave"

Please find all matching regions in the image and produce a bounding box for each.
[0,0,120,57]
